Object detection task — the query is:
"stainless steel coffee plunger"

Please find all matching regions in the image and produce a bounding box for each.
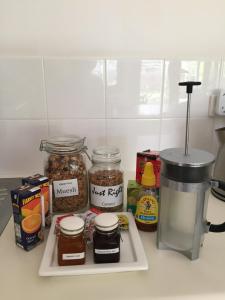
[157,81,225,260]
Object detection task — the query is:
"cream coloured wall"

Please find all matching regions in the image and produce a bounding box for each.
[1,1,225,177]
[0,0,225,58]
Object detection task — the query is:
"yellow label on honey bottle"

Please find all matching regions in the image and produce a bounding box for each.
[135,195,158,224]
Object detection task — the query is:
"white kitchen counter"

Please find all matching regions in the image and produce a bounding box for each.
[1,193,225,300]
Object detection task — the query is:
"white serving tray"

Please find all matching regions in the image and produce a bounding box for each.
[39,212,148,276]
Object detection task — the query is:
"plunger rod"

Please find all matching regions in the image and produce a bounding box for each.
[185,93,191,156]
[178,81,201,156]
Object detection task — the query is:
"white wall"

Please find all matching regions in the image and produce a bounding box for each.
[0,57,223,177]
[1,0,225,57]
[1,1,225,177]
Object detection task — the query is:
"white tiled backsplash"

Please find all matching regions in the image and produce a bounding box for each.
[0,57,224,177]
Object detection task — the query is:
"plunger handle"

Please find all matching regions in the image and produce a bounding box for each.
[179,81,201,156]
[179,81,201,93]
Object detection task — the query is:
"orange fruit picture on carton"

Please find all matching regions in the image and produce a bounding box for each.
[22,214,41,234]
[21,193,49,217]
[21,208,33,217]
[21,196,42,234]
[32,199,48,215]
[21,197,40,217]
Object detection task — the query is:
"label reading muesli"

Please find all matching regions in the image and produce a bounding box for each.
[54,179,79,198]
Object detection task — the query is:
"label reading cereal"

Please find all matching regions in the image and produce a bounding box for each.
[90,184,123,208]
[54,179,79,198]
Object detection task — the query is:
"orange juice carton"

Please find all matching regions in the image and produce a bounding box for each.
[11,184,44,251]
[22,174,51,227]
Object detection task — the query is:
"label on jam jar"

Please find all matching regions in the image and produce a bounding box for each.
[62,252,85,260]
[95,248,119,254]
[53,179,79,198]
[90,184,123,208]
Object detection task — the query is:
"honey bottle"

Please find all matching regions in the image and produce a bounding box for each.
[135,162,158,232]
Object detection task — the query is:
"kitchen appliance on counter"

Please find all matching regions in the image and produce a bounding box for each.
[212,126,225,201]
[157,81,225,260]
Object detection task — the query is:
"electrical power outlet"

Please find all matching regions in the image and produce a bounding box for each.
[215,89,225,116]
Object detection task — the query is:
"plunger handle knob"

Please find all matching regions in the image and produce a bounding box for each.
[179,81,201,94]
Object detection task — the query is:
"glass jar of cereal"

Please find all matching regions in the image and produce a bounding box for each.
[89,146,124,212]
[40,136,88,214]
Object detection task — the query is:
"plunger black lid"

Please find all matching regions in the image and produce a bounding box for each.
[160,148,215,183]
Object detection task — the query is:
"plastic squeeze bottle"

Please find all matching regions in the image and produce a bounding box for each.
[135,162,158,232]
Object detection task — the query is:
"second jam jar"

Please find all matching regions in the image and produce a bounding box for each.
[58,216,86,266]
[93,213,120,263]
[89,146,124,212]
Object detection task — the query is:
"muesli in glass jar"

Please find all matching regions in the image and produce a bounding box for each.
[89,146,124,212]
[40,136,89,214]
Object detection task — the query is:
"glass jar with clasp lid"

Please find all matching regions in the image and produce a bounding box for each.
[89,146,124,212]
[40,136,89,214]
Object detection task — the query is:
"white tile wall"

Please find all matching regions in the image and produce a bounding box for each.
[0,120,48,177]
[160,118,214,152]
[106,59,163,118]
[44,58,105,119]
[163,60,221,118]
[106,119,161,171]
[0,57,222,177]
[0,58,46,120]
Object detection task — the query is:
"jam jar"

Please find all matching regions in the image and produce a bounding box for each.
[58,216,86,266]
[93,213,120,263]
[40,136,89,214]
[89,146,124,212]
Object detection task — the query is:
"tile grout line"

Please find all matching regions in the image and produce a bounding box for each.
[104,59,108,145]
[0,116,212,121]
[158,59,166,151]
[218,57,224,88]
[41,57,50,137]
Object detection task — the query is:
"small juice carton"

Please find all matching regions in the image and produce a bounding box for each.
[22,174,51,227]
[11,185,44,251]
[127,180,142,215]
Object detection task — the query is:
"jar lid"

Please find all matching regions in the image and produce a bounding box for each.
[92,146,121,163]
[40,136,86,154]
[59,216,85,235]
[94,213,119,231]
